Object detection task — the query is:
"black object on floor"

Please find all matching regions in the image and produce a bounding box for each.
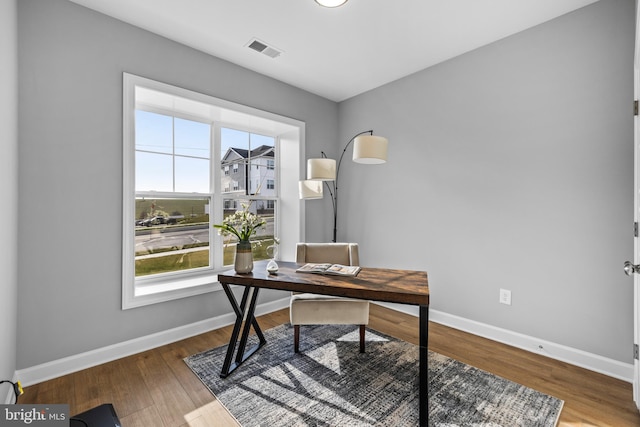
[71,403,121,427]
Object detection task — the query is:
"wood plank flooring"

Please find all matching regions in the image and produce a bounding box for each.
[20,305,640,426]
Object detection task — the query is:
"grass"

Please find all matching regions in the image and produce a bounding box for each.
[135,250,210,276]
[136,198,208,220]
[135,237,277,276]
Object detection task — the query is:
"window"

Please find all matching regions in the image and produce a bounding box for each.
[220,128,277,263]
[123,73,304,309]
[134,110,212,278]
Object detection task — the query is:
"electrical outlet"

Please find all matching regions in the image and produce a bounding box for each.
[499,288,512,305]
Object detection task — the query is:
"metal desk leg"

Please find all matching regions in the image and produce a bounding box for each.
[419,305,429,427]
[220,284,267,378]
[221,283,267,345]
[235,287,263,363]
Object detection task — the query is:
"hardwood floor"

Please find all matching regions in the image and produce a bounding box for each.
[21,305,640,426]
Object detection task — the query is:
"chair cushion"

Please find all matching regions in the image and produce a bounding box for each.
[290,293,369,325]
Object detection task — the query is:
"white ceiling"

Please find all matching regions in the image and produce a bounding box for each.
[69,0,599,102]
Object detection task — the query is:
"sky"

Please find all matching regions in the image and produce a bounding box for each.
[135,110,274,193]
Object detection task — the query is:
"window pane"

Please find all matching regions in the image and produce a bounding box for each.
[221,128,249,152]
[135,197,210,277]
[221,129,276,196]
[249,134,275,196]
[136,151,173,192]
[221,128,249,195]
[136,110,173,154]
[175,117,210,158]
[251,133,275,147]
[175,156,209,193]
[219,198,276,265]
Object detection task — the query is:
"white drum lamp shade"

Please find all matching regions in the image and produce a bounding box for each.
[299,180,323,200]
[353,135,388,164]
[307,158,337,181]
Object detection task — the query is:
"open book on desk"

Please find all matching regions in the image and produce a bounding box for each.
[296,263,361,277]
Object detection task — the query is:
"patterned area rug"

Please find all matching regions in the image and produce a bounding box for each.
[185,324,563,426]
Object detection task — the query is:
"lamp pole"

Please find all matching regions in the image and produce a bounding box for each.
[320,130,373,242]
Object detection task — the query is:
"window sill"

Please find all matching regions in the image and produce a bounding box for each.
[123,271,227,309]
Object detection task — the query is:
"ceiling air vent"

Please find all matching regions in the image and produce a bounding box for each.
[246,38,282,59]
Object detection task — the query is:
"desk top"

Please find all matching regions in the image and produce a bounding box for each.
[218,260,429,306]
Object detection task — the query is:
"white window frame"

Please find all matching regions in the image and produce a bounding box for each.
[122,73,305,309]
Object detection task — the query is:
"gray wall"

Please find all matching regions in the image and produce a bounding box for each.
[0,0,18,397]
[338,0,635,363]
[17,0,336,369]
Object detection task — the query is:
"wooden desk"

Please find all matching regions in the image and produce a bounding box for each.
[218,260,430,426]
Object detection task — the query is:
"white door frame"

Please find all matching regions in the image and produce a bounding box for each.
[633,0,640,410]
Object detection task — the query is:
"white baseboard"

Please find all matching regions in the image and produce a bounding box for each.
[16,298,633,388]
[16,297,290,387]
[374,302,634,383]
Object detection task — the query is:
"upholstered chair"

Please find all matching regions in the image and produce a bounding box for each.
[290,242,370,353]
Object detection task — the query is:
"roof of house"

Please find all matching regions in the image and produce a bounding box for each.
[223,145,274,161]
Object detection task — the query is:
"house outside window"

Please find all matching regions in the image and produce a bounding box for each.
[219,128,277,263]
[122,73,303,309]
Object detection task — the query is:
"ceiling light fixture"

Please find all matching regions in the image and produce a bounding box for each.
[314,0,348,8]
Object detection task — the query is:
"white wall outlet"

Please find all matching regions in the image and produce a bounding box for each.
[499,288,512,305]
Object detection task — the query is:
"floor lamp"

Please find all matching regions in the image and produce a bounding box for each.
[299,130,388,242]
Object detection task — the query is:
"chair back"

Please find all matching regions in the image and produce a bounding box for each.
[295,243,359,266]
